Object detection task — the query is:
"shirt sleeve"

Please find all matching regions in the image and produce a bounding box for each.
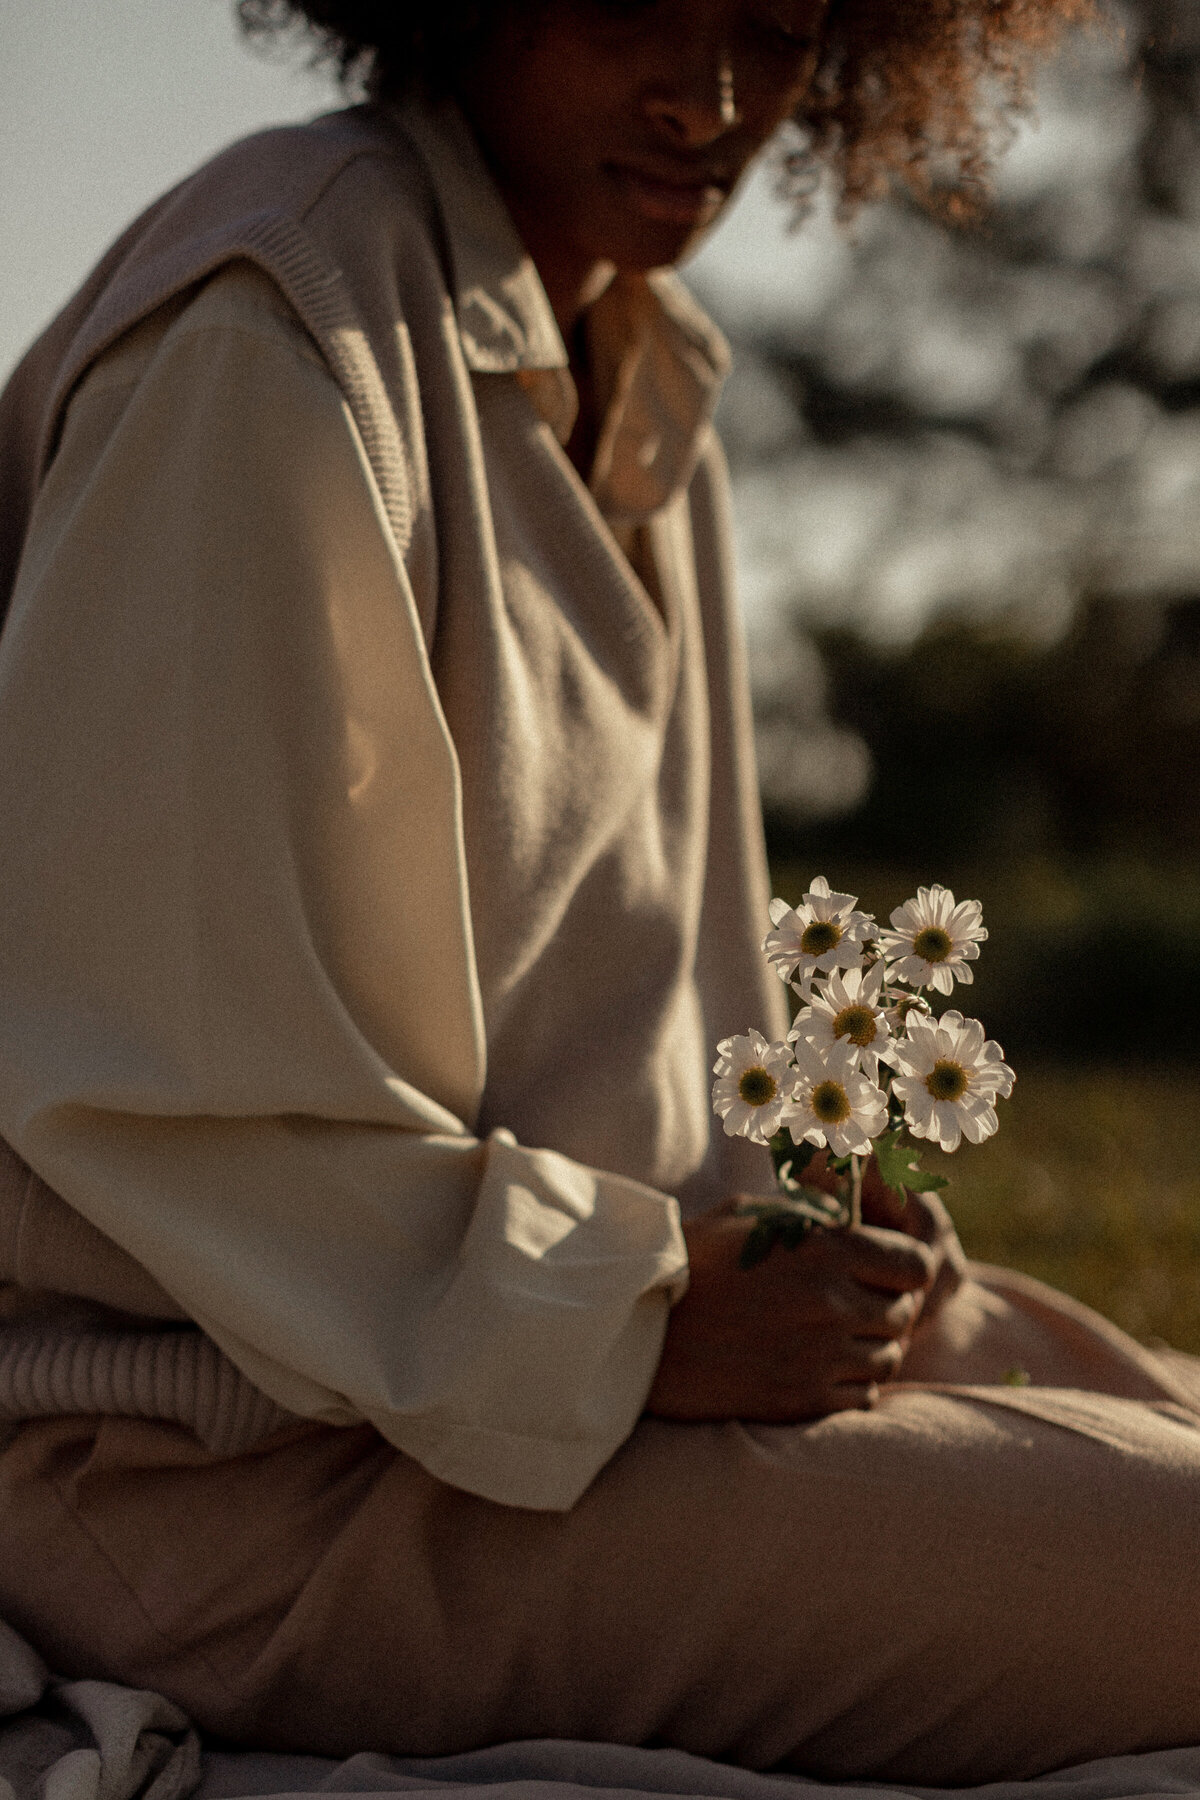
[0,275,688,1512]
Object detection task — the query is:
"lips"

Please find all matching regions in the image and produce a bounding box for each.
[604,162,731,227]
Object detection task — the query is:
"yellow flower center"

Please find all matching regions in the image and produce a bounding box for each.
[925,1059,968,1103]
[832,1004,877,1048]
[738,1066,778,1107]
[912,925,953,963]
[811,1079,852,1124]
[801,919,842,957]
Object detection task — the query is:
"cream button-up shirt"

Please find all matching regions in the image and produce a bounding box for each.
[0,97,783,1509]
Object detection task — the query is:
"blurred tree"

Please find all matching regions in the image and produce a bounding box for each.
[692,0,1200,662]
[799,594,1200,866]
[769,593,1200,1058]
[687,1,1200,1059]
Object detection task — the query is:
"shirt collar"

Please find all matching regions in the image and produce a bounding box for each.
[389,93,569,374]
[385,93,731,520]
[586,267,731,522]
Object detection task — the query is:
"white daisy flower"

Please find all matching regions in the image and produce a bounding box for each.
[763,878,876,988]
[712,1030,801,1145]
[885,1011,1015,1154]
[790,961,892,1081]
[788,1039,888,1159]
[878,885,987,995]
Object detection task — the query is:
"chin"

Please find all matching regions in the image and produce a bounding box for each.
[595,212,716,275]
[587,164,732,272]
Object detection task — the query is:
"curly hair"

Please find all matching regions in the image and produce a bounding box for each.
[236,0,1098,215]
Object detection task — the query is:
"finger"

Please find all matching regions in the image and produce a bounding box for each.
[861,1180,951,1245]
[844,1338,907,1382]
[859,1159,908,1226]
[838,1224,936,1294]
[897,1194,969,1328]
[844,1286,921,1338]
[899,1189,936,1242]
[921,1241,970,1326]
[895,1187,953,1245]
[826,1380,880,1412]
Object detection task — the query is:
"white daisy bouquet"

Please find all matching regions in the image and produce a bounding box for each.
[714,880,1015,1267]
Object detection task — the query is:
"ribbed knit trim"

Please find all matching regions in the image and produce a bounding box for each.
[0,1324,298,1455]
[38,211,415,562]
[0,1150,29,1281]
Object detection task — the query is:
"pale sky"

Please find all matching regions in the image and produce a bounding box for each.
[1,1,329,380]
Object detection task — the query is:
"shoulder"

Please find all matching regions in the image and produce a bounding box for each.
[50,265,353,545]
[65,262,337,461]
[148,105,436,246]
[28,104,447,539]
[148,104,445,295]
[43,104,445,426]
[80,264,326,400]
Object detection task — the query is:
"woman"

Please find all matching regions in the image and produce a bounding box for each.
[1,0,1199,1785]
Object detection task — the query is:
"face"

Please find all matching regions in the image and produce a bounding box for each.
[454,0,827,294]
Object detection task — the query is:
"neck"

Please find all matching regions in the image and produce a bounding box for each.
[504,198,618,340]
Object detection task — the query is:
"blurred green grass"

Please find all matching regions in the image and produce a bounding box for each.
[922,1064,1200,1353]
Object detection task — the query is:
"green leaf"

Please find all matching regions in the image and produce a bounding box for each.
[739,1219,785,1269]
[770,1135,818,1188]
[735,1192,847,1267]
[873,1127,950,1199]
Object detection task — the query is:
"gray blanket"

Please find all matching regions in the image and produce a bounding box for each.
[3,1619,1200,1800]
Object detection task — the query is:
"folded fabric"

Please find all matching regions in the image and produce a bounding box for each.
[2,1610,1200,1800]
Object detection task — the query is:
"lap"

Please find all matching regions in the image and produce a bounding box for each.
[3,1266,1200,1785]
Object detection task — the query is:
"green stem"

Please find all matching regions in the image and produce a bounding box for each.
[849,1153,863,1229]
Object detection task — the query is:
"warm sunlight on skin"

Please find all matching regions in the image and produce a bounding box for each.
[453,0,828,336]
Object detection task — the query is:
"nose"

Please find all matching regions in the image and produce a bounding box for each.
[642,49,741,148]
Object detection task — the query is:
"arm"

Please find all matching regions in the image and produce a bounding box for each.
[0,269,686,1511]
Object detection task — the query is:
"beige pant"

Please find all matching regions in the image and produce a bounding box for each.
[4,1266,1200,1788]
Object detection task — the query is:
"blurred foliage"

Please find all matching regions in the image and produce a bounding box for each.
[711,0,1200,639]
[767,595,1200,1059]
[696,0,1200,800]
[814,595,1200,861]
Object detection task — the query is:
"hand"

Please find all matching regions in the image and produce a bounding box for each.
[645,1199,935,1424]
[804,1150,968,1336]
[858,1167,967,1334]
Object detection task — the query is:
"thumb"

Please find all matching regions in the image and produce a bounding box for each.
[859,1156,909,1227]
